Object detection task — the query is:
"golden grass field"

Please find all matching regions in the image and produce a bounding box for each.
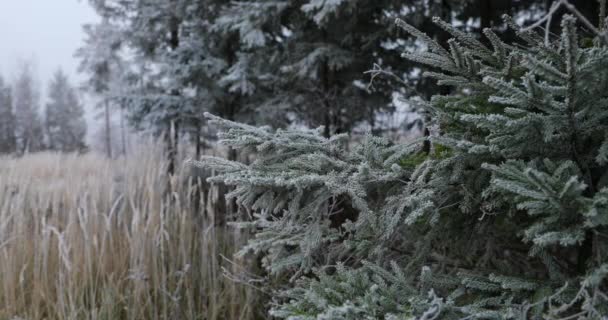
[0,141,260,320]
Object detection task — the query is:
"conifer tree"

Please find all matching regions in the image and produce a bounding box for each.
[82,0,564,149]
[213,0,404,136]
[45,69,87,152]
[154,0,240,158]
[85,0,219,164]
[13,63,44,153]
[210,0,563,136]
[84,0,286,163]
[77,17,124,158]
[195,5,608,319]
[0,75,16,154]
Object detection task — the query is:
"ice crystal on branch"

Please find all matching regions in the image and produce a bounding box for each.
[195,10,608,320]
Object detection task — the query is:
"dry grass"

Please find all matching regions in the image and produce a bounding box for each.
[0,140,260,320]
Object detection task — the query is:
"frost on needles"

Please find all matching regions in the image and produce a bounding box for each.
[192,13,608,319]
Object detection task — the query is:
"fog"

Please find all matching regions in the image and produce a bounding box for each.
[0,0,98,141]
[0,1,97,82]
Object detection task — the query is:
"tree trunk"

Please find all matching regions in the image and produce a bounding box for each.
[479,0,492,31]
[323,111,331,138]
[166,7,180,175]
[321,60,331,138]
[120,105,126,156]
[104,99,112,158]
[174,119,180,163]
[166,121,176,176]
[195,120,202,160]
[226,99,238,161]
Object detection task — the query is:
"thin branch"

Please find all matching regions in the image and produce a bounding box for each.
[545,3,555,46]
[562,0,608,44]
[522,0,565,33]
[522,0,608,45]
[364,63,409,90]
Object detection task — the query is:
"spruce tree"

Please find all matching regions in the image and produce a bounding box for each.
[162,0,269,158]
[0,75,16,154]
[84,0,227,162]
[45,69,87,152]
[213,0,403,136]
[77,17,124,158]
[13,63,44,154]
[195,8,608,319]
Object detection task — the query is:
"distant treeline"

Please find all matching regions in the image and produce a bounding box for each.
[0,63,86,154]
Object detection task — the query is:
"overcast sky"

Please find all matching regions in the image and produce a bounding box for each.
[0,0,98,93]
[0,0,99,142]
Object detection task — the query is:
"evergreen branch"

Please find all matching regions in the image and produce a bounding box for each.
[395,18,450,58]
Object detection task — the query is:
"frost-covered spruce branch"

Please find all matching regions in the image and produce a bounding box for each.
[193,12,608,320]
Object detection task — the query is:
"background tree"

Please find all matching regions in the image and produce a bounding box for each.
[45,69,87,152]
[193,1,287,138]
[211,0,403,137]
[13,62,44,154]
[76,17,124,158]
[84,0,271,165]
[0,75,16,154]
[82,0,590,147]
[85,0,195,169]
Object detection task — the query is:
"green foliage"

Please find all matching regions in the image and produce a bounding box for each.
[399,145,453,169]
[399,151,428,169]
[195,10,608,320]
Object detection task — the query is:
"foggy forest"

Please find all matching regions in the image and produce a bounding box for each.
[1,0,608,319]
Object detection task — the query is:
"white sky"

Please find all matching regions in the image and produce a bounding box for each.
[0,0,98,86]
[0,0,100,141]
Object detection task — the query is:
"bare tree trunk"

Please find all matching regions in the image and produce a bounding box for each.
[226,101,238,161]
[174,119,180,164]
[120,105,126,156]
[166,5,180,175]
[195,120,201,160]
[321,57,331,138]
[166,121,176,176]
[320,28,332,139]
[104,99,112,158]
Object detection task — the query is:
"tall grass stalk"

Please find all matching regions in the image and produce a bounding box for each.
[0,140,260,319]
